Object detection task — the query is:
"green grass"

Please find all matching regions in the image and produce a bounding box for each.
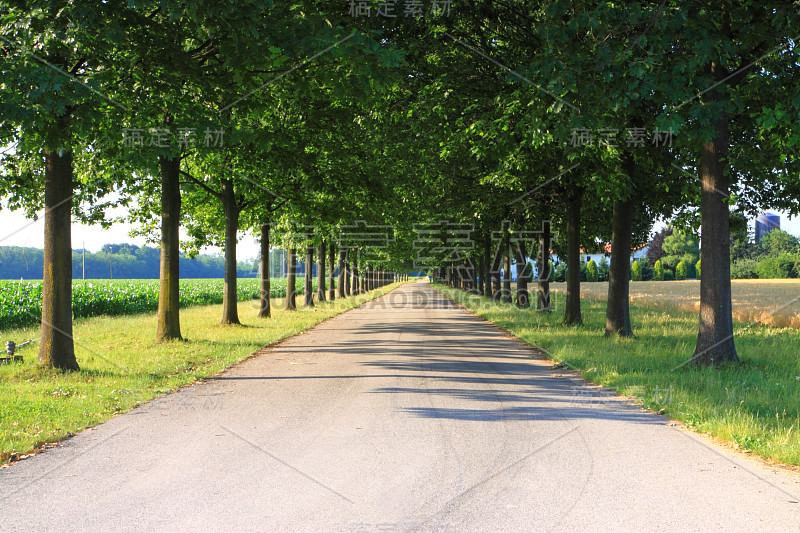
[434,284,800,467]
[0,283,399,464]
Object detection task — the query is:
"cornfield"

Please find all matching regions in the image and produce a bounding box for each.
[0,278,321,330]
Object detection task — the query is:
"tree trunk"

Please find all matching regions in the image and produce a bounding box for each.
[693,81,738,365]
[156,155,182,341]
[258,222,271,318]
[502,232,512,303]
[605,195,635,336]
[351,254,358,295]
[304,234,314,307]
[220,179,241,325]
[38,144,79,370]
[483,231,492,297]
[564,188,583,325]
[477,250,485,296]
[537,220,551,312]
[344,252,351,296]
[337,249,347,298]
[360,262,367,293]
[491,234,502,300]
[515,240,530,308]
[285,248,297,310]
[328,240,336,300]
[317,240,326,302]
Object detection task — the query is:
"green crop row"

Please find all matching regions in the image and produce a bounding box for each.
[0,278,319,330]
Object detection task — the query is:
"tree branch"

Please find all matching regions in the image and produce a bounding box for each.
[180,170,221,198]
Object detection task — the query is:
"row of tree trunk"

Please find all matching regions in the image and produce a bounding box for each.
[436,222,553,313]
[282,240,398,312]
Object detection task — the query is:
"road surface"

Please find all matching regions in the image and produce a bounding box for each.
[1,283,799,532]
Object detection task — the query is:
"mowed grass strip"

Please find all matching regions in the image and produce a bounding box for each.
[434,284,800,468]
[0,283,401,465]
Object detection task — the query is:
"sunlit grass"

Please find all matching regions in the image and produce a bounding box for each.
[435,284,800,467]
[0,283,400,464]
[552,279,800,329]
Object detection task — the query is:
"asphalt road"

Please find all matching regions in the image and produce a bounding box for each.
[1,282,799,532]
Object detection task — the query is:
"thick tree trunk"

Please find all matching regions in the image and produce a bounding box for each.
[328,241,336,300]
[605,195,635,336]
[220,179,241,325]
[304,234,314,307]
[317,240,326,302]
[694,83,738,365]
[515,240,530,308]
[156,156,182,341]
[337,249,347,298]
[285,248,297,310]
[258,222,271,318]
[537,220,551,312]
[564,188,583,325]
[38,145,78,370]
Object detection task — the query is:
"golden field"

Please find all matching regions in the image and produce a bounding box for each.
[551,279,800,329]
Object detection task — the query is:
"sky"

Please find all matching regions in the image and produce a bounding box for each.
[1,203,798,262]
[0,204,263,260]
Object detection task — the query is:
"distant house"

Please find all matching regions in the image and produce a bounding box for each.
[547,243,648,270]
[502,243,647,281]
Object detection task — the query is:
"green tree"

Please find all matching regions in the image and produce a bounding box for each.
[662,231,700,272]
[676,262,687,281]
[631,260,642,282]
[760,229,799,256]
[586,260,599,282]
[598,256,610,282]
[653,260,665,281]
[0,2,137,369]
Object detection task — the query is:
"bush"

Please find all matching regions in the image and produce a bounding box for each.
[695,259,701,280]
[664,270,674,281]
[586,259,599,282]
[631,260,642,281]
[755,253,800,279]
[676,261,687,280]
[641,260,654,281]
[731,258,759,279]
[653,260,664,281]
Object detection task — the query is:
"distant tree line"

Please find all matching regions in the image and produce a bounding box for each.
[0,244,312,280]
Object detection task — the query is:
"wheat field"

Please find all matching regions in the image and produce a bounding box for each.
[551,279,800,329]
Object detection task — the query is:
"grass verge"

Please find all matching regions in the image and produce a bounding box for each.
[0,283,401,465]
[433,284,800,468]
